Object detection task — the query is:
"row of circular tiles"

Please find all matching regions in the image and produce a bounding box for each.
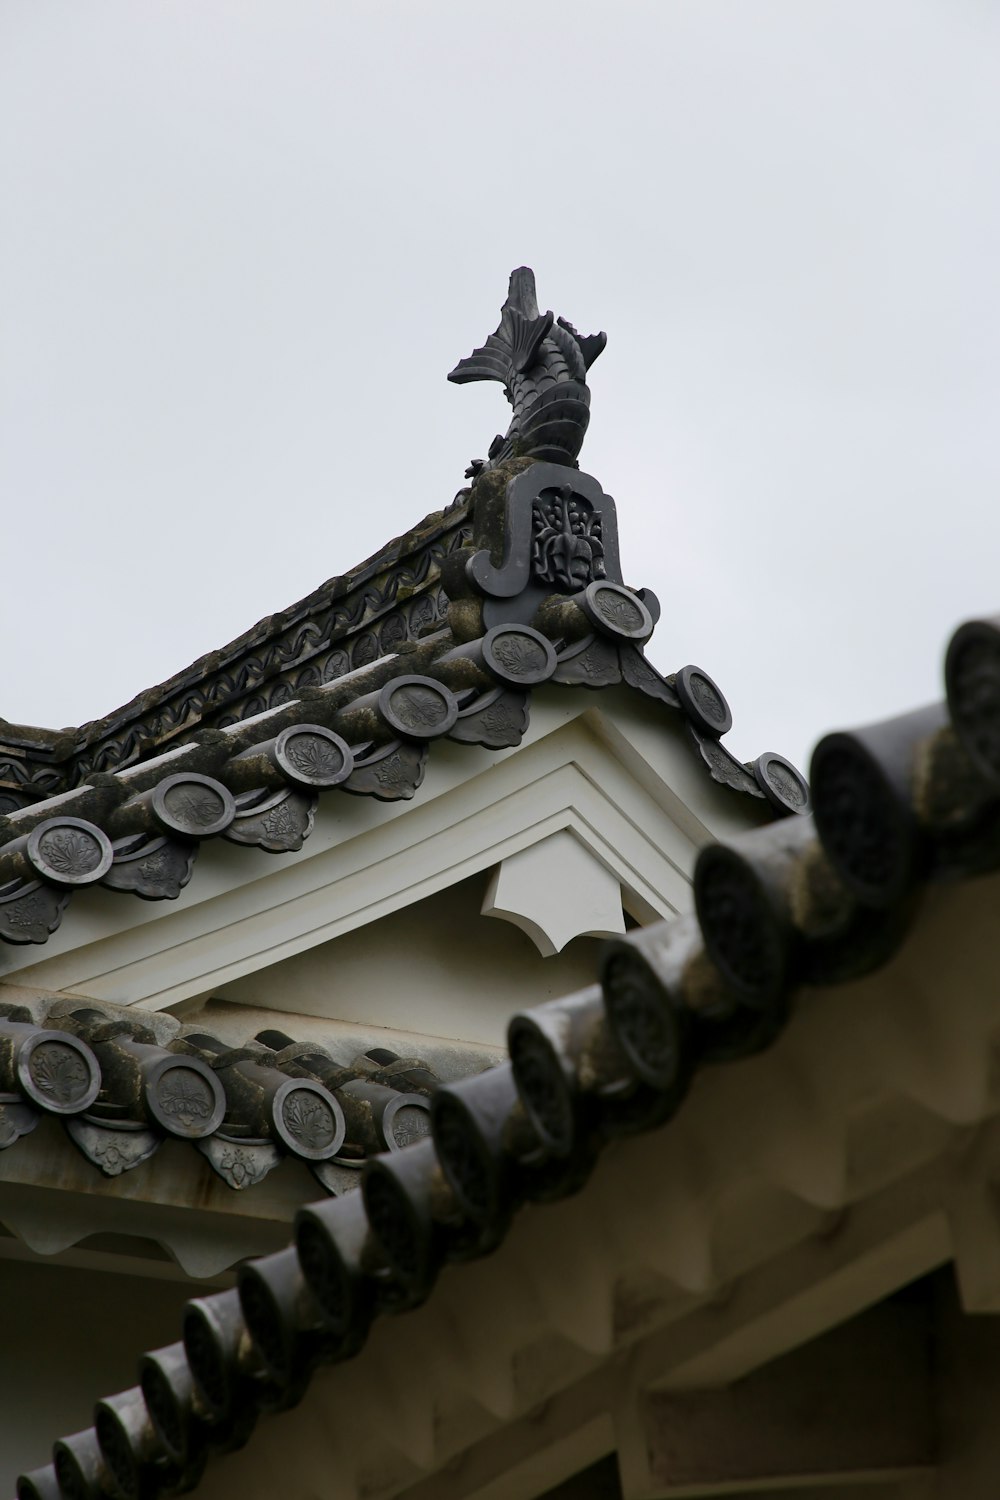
[7,621,552,872]
[0,619,584,944]
[0,1010,437,1187]
[68,524,460,780]
[15,612,1000,1499]
[1,626,548,878]
[0,603,809,948]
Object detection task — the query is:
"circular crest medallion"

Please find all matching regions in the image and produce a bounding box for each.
[430,1091,496,1221]
[26,818,113,887]
[145,1056,226,1138]
[675,665,733,738]
[272,1078,346,1161]
[481,625,557,686]
[382,1092,432,1152]
[945,618,1000,785]
[363,1163,426,1282]
[695,844,790,1005]
[810,733,911,905]
[753,752,811,816]
[152,774,236,838]
[602,951,685,1092]
[16,1029,101,1115]
[378,676,458,740]
[140,1355,189,1462]
[507,1017,575,1157]
[275,724,354,788]
[580,582,653,642]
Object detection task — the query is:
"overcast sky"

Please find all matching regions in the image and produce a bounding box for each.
[2,1,998,775]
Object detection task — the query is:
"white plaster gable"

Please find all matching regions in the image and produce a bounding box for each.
[0,687,770,1024]
[210,870,604,1048]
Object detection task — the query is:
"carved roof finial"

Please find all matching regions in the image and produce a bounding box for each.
[449,267,606,476]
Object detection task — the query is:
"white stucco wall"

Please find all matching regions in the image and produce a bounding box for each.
[214,869,605,1047]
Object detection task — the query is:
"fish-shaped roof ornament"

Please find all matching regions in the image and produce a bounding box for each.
[449,267,606,477]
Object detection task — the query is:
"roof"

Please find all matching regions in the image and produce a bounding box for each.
[0,990,455,1194]
[0,498,470,809]
[0,570,801,954]
[0,268,811,956]
[4,267,822,1495]
[14,606,1000,1499]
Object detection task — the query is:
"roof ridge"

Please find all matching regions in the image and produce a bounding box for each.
[0,496,471,805]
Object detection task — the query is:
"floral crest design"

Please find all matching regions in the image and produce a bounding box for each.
[260,802,300,843]
[219,1149,257,1189]
[373,754,402,787]
[225,791,314,852]
[66,1119,160,1177]
[478,703,517,738]
[137,850,172,882]
[0,886,69,942]
[490,635,548,678]
[592,589,645,634]
[281,1089,337,1152]
[688,673,728,726]
[156,1068,216,1130]
[389,685,448,729]
[36,827,104,878]
[192,1134,280,1189]
[5,895,46,929]
[93,1140,128,1175]
[28,1042,91,1107]
[389,1103,431,1151]
[532,488,605,591]
[283,732,346,783]
[162,785,226,830]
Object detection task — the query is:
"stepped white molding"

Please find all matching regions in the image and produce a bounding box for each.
[0,690,762,1013]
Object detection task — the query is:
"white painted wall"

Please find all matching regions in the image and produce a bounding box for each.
[1,691,769,1024]
[215,868,605,1047]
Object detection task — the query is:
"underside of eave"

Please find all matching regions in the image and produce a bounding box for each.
[182,870,1000,1500]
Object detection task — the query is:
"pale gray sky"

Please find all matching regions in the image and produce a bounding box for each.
[2,0,998,774]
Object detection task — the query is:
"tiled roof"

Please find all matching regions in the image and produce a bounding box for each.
[0,499,469,809]
[0,267,609,811]
[16,609,1000,1500]
[0,460,807,953]
[0,992,443,1195]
